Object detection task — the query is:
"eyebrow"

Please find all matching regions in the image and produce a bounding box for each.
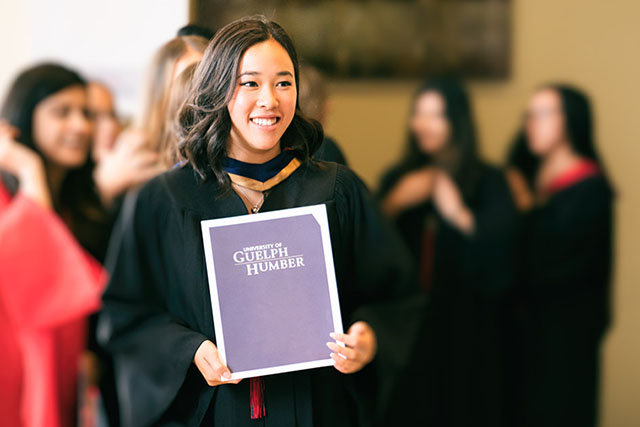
[237,71,294,78]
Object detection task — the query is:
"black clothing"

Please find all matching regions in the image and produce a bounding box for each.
[379,163,520,427]
[98,160,415,427]
[518,174,614,427]
[314,136,348,166]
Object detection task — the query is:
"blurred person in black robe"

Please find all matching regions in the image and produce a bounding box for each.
[378,77,519,427]
[98,16,416,427]
[505,84,614,427]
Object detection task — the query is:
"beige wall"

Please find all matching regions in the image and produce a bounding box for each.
[325,1,640,425]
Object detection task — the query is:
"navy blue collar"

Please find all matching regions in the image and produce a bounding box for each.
[223,150,295,183]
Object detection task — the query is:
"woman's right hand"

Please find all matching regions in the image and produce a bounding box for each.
[93,129,165,207]
[381,167,436,217]
[193,340,242,387]
[505,167,534,212]
[0,121,51,209]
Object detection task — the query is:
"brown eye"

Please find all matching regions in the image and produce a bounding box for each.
[52,106,71,118]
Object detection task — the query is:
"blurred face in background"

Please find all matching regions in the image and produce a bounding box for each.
[226,39,297,156]
[88,82,120,162]
[411,91,450,155]
[32,85,92,169]
[525,88,567,157]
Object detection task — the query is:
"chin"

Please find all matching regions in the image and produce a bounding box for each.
[419,143,445,155]
[248,136,282,153]
[527,142,548,157]
[56,153,89,169]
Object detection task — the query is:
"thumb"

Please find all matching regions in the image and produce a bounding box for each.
[207,346,232,381]
[348,321,368,336]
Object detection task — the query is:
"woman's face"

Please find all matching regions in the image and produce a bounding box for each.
[88,82,120,162]
[525,88,566,156]
[411,91,450,154]
[226,39,297,159]
[32,85,92,169]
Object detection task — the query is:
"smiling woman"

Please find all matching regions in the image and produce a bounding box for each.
[98,14,417,427]
[175,18,320,185]
[226,39,297,163]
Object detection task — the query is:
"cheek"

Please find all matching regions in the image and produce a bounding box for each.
[412,116,449,151]
[283,91,297,115]
[279,91,297,129]
[433,119,450,140]
[95,121,116,142]
[228,95,253,127]
[527,118,562,153]
[32,113,63,154]
[409,116,422,135]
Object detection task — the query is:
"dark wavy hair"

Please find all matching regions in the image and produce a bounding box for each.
[177,15,323,187]
[0,63,111,259]
[393,77,482,199]
[507,84,607,187]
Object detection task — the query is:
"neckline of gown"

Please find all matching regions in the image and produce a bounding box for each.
[223,150,301,192]
[546,159,600,195]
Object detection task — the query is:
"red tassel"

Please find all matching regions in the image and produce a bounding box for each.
[250,376,266,419]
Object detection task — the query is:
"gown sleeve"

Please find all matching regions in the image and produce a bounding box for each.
[0,184,105,329]
[334,166,417,304]
[97,184,209,427]
[442,167,520,296]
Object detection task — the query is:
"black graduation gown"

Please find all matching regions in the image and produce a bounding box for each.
[97,159,415,427]
[378,163,520,427]
[314,136,348,166]
[517,174,613,427]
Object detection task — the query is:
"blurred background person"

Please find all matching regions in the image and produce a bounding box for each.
[88,79,161,210]
[160,61,198,168]
[506,84,614,427]
[135,35,207,155]
[298,64,348,165]
[378,77,519,427]
[92,35,208,208]
[89,36,208,426]
[87,81,121,164]
[0,63,107,427]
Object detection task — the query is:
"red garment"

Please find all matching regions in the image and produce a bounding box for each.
[0,183,106,427]
[418,216,437,293]
[547,159,601,194]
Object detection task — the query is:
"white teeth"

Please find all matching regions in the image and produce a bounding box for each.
[251,117,277,126]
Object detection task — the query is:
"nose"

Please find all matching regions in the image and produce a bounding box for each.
[70,108,92,136]
[257,85,279,110]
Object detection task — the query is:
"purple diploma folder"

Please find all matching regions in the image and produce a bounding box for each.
[201,204,343,380]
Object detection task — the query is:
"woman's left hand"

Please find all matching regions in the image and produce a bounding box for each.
[327,321,377,374]
[433,171,475,234]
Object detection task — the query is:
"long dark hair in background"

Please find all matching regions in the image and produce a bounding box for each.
[0,63,111,259]
[177,15,323,188]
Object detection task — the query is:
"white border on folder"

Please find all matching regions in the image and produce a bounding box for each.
[200,204,344,380]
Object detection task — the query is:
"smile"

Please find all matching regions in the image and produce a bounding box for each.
[250,117,279,127]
